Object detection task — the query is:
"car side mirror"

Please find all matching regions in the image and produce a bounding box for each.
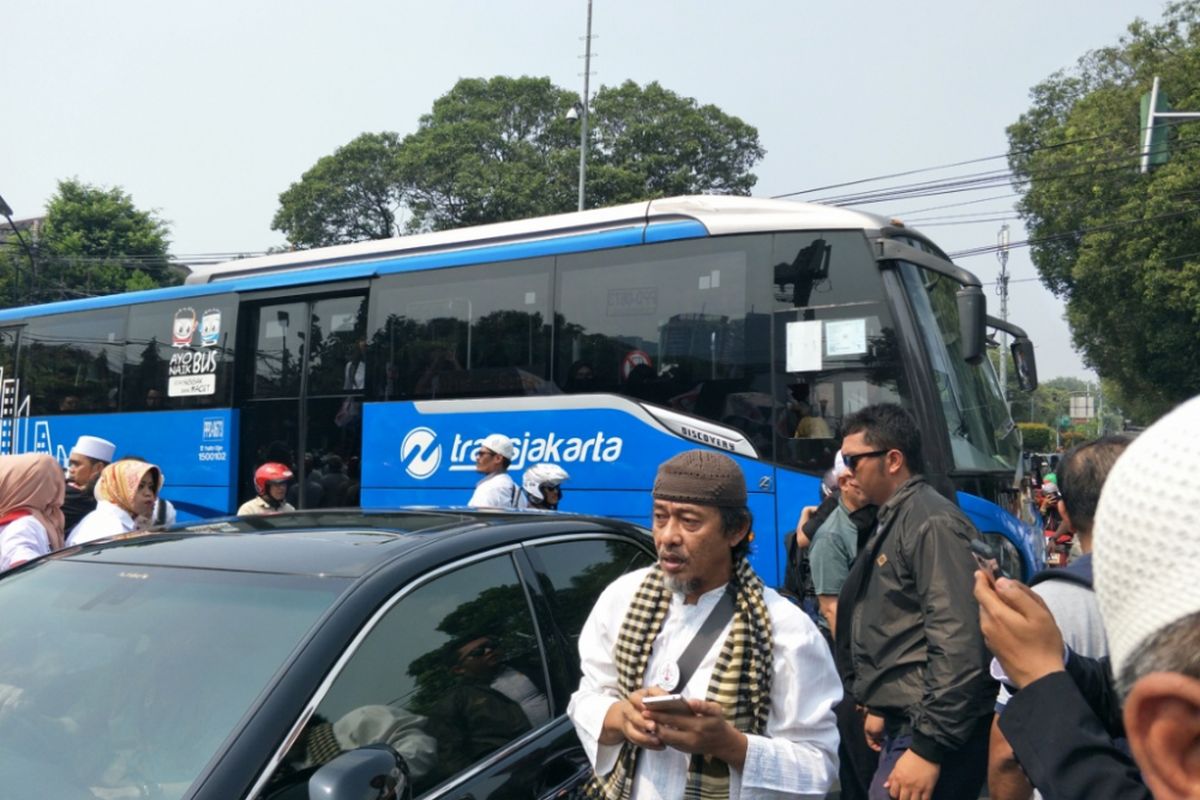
[1011,338,1038,392]
[308,744,410,800]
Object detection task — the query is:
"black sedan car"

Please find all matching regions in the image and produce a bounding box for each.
[0,509,656,800]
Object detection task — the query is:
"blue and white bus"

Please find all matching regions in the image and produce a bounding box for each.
[0,196,1041,583]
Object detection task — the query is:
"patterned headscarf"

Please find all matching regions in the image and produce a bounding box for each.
[0,453,67,550]
[95,459,164,517]
[584,557,774,800]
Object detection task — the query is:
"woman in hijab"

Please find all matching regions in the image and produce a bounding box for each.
[67,458,163,546]
[0,453,67,572]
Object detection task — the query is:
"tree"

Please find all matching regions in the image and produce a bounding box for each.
[0,179,174,306]
[272,132,406,248]
[272,76,766,243]
[1006,2,1200,420]
[395,76,581,233]
[588,80,764,202]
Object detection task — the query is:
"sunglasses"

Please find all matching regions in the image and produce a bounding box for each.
[842,449,889,472]
[462,639,497,660]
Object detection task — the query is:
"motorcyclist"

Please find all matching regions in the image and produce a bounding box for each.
[237,463,296,515]
[517,464,569,510]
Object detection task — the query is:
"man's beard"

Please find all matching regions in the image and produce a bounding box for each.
[662,571,702,596]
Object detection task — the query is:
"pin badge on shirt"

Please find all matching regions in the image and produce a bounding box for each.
[654,660,680,691]
[876,554,888,567]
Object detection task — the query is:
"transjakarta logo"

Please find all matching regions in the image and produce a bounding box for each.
[401,427,442,479]
[400,427,624,480]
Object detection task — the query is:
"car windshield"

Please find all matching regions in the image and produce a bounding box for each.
[0,559,346,798]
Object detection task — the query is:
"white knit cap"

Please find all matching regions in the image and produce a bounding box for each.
[1093,395,1200,677]
[71,435,116,463]
[479,433,515,461]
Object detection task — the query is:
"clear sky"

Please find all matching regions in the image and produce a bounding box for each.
[1,0,1170,380]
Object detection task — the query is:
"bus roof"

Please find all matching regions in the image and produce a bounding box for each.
[0,196,894,322]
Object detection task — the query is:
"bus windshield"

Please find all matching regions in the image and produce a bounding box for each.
[898,261,1021,472]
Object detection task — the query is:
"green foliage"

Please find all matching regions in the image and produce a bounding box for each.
[1018,422,1053,451]
[1007,2,1200,419]
[1,179,175,307]
[588,80,765,202]
[272,76,766,244]
[272,132,407,248]
[395,76,581,233]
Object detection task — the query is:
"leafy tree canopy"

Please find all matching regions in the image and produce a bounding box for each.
[272,76,765,245]
[1007,1,1200,419]
[272,131,406,247]
[1,179,174,305]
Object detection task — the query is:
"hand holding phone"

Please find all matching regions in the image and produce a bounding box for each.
[969,539,1003,582]
[642,693,692,714]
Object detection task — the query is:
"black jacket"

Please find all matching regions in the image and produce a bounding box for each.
[62,481,98,533]
[1000,657,1147,799]
[837,476,996,763]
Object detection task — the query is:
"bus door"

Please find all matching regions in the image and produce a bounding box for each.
[238,289,367,510]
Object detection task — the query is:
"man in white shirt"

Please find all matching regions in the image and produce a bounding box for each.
[568,449,841,800]
[467,434,518,509]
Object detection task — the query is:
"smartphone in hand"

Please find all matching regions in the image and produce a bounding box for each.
[969,538,1004,582]
[642,693,692,714]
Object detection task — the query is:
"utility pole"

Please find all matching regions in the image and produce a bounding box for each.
[995,224,1011,393]
[577,0,595,212]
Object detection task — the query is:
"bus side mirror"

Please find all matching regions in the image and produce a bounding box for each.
[1012,338,1038,392]
[956,286,987,364]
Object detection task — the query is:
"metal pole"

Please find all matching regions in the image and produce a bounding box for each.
[577,0,593,212]
[996,224,1010,392]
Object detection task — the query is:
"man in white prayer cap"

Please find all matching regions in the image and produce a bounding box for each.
[63,435,116,531]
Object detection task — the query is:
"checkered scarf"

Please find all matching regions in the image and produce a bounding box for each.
[584,557,774,800]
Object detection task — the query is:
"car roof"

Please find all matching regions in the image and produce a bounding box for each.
[49,508,651,578]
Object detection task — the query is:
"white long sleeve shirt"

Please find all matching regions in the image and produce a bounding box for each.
[468,472,518,509]
[568,567,841,800]
[67,500,138,546]
[0,516,51,571]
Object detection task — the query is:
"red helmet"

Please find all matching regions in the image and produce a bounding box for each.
[254,462,294,495]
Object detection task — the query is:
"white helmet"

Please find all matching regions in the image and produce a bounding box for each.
[522,463,570,501]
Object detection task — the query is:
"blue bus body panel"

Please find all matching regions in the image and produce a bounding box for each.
[0,220,711,323]
[956,491,1043,581]
[360,399,780,584]
[24,409,237,521]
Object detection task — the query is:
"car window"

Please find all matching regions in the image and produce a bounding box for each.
[527,537,655,703]
[262,553,550,799]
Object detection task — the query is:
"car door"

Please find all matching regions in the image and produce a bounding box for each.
[255,546,566,800]
[517,533,657,800]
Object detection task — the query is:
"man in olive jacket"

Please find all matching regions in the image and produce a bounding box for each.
[835,404,995,800]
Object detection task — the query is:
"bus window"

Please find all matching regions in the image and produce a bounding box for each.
[367,258,554,400]
[0,327,17,383]
[556,237,774,450]
[770,232,907,472]
[125,299,237,411]
[307,295,367,397]
[24,310,126,415]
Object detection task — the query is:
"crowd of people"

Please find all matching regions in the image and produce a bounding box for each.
[559,399,1200,800]
[3,399,1199,800]
[0,434,174,572]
